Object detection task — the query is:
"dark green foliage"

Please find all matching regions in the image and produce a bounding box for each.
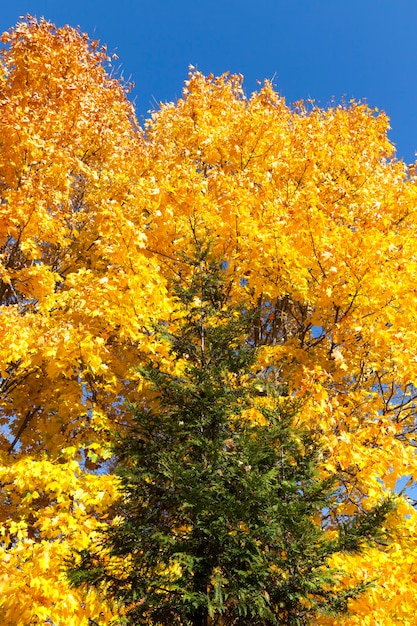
[68,248,394,626]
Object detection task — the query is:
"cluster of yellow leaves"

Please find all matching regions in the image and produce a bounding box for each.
[2,15,417,624]
[0,16,168,624]
[0,16,170,455]
[123,71,417,623]
[0,447,119,625]
[319,498,417,626]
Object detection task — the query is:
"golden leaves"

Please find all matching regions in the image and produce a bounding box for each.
[0,15,171,455]
[0,17,168,622]
[0,451,119,625]
[142,68,417,624]
[2,14,417,625]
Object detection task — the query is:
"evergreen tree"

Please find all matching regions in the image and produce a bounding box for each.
[68,248,394,626]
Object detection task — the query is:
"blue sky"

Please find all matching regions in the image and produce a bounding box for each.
[2,1,417,162]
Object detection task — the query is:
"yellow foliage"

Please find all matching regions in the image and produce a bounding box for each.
[0,450,119,624]
[2,15,417,625]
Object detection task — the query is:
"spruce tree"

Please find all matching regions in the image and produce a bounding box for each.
[68,247,394,625]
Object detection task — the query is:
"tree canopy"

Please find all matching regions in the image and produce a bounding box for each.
[1,16,417,626]
[68,251,394,625]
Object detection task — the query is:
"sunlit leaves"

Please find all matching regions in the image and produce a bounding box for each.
[138,69,417,624]
[0,449,119,625]
[2,14,417,624]
[0,16,168,624]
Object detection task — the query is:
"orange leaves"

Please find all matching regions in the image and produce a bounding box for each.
[1,14,417,624]
[0,15,172,456]
[144,70,410,330]
[0,17,174,622]
[139,69,417,623]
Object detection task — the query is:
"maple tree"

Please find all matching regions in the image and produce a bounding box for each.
[1,14,417,625]
[0,16,167,626]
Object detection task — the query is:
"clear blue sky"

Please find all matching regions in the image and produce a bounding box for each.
[2,1,417,162]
